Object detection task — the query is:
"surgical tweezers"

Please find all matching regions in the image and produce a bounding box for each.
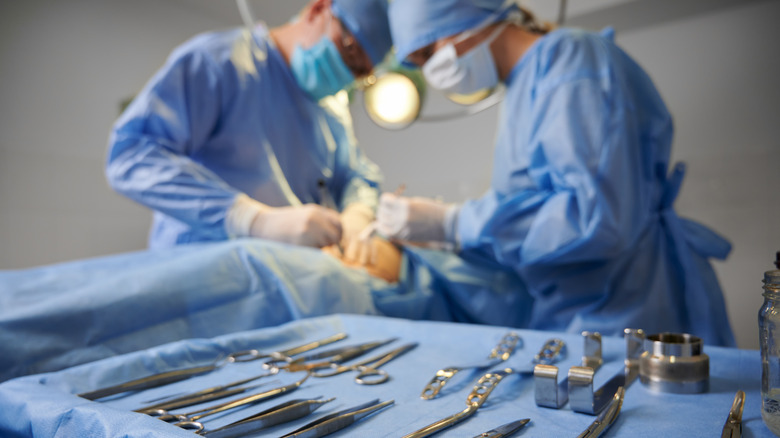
[472,419,530,438]
[721,390,745,438]
[150,373,309,424]
[175,398,334,437]
[77,333,345,400]
[135,380,274,414]
[279,398,394,438]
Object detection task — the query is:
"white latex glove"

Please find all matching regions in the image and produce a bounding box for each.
[226,194,342,248]
[376,193,457,243]
[340,203,376,264]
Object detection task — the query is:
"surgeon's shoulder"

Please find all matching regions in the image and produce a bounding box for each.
[167,27,246,65]
[533,27,617,82]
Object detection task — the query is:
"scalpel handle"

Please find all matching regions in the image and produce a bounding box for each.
[77,364,217,401]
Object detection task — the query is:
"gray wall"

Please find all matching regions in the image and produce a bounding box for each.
[1,0,777,349]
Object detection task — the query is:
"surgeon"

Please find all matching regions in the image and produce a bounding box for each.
[106,0,391,252]
[379,0,736,346]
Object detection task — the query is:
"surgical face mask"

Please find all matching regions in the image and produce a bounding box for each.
[422,23,507,98]
[291,22,355,101]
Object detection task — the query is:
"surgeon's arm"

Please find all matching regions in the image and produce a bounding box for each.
[327,106,384,256]
[457,75,660,270]
[106,50,238,241]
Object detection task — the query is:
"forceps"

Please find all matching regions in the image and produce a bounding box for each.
[269,338,397,372]
[135,379,275,415]
[312,342,418,384]
[721,390,745,438]
[472,419,530,438]
[176,397,334,437]
[77,333,345,400]
[149,373,310,425]
[279,398,395,438]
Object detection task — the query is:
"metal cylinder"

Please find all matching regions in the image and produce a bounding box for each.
[639,333,709,394]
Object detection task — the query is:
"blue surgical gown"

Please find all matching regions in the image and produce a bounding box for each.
[106,25,381,248]
[456,28,735,346]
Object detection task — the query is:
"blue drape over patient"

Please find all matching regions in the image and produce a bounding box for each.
[0,240,530,383]
[106,25,381,248]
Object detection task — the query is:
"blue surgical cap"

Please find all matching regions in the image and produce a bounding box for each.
[332,0,392,67]
[389,0,515,63]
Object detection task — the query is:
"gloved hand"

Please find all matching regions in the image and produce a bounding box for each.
[226,194,342,248]
[376,192,458,243]
[340,203,375,264]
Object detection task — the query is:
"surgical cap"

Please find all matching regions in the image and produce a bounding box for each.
[389,0,516,63]
[332,0,392,67]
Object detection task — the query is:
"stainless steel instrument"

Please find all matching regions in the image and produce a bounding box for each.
[403,369,514,438]
[77,333,346,400]
[721,390,745,438]
[176,397,334,436]
[575,386,625,438]
[420,332,521,400]
[278,398,394,438]
[471,418,530,438]
[639,332,709,394]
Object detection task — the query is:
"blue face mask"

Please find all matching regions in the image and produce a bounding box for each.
[291,36,355,101]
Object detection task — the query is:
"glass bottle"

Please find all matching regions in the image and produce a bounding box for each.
[760,270,780,436]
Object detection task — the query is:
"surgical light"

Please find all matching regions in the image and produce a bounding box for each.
[363,72,423,130]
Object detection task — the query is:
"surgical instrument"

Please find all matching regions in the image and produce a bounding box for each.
[175,397,334,437]
[136,373,277,412]
[136,380,275,415]
[278,398,394,438]
[639,332,709,394]
[420,332,520,400]
[403,369,513,438]
[721,390,745,438]
[150,373,309,424]
[472,418,530,438]
[270,338,397,372]
[77,333,346,400]
[568,329,643,415]
[312,342,418,384]
[535,331,603,409]
[576,386,625,438]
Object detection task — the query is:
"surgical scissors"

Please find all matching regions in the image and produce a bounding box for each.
[312,342,418,384]
[78,333,345,400]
